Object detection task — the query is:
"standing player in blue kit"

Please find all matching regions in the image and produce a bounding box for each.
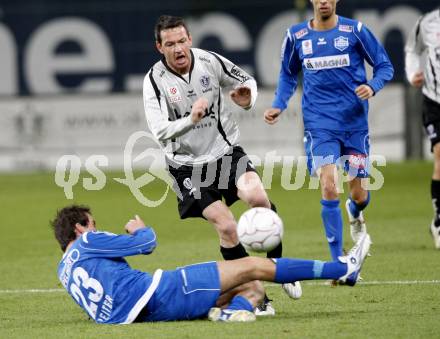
[264,0,393,282]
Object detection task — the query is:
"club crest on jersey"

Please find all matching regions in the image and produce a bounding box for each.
[302,39,313,55]
[338,25,353,33]
[334,36,349,51]
[168,86,182,103]
[200,75,210,88]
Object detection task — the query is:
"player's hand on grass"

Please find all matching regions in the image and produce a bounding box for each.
[230,86,251,108]
[410,71,424,88]
[191,97,209,124]
[355,84,374,100]
[264,108,281,125]
[125,215,146,234]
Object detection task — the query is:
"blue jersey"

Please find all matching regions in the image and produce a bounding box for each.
[57,227,159,324]
[272,16,394,131]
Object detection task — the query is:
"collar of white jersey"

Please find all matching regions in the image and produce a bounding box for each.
[161,49,195,84]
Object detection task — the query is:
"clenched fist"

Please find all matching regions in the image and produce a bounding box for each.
[191,97,209,123]
[264,108,282,125]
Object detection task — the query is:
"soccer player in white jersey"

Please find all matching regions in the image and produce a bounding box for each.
[263,0,393,283]
[53,205,371,324]
[143,15,300,314]
[405,7,440,249]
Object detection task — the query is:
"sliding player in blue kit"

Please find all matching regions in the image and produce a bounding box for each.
[53,205,371,323]
[264,0,393,282]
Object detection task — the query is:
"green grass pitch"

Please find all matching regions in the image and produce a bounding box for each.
[0,162,439,338]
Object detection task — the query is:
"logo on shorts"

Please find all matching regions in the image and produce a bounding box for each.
[183,177,197,196]
[427,124,437,139]
[348,153,367,176]
[334,36,349,51]
[183,178,192,190]
[348,154,366,169]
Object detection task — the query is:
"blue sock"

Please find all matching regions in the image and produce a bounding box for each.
[349,192,371,218]
[321,199,343,261]
[227,295,254,312]
[274,258,347,282]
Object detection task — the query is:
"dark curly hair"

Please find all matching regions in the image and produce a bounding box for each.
[155,15,189,44]
[50,205,91,251]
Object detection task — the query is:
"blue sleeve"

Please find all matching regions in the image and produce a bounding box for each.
[272,30,301,111]
[78,227,157,258]
[355,23,394,94]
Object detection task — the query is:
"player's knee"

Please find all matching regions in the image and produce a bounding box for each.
[351,189,368,204]
[321,181,338,200]
[246,193,270,208]
[215,219,238,239]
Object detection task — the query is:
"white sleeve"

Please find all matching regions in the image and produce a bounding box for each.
[143,71,194,142]
[209,51,258,110]
[404,16,425,83]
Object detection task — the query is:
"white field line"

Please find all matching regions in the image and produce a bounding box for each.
[1,280,440,294]
[267,280,440,287]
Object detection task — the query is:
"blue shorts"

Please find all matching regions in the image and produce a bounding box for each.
[304,129,370,177]
[142,262,221,322]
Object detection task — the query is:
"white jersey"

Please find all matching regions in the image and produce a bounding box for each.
[143,48,257,166]
[405,8,440,103]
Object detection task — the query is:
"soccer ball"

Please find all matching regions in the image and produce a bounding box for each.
[237,207,284,253]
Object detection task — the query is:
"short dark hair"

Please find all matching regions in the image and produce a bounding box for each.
[50,205,91,251]
[155,15,189,44]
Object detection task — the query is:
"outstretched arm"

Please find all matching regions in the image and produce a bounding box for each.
[265,29,300,124]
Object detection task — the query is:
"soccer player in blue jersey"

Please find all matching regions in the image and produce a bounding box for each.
[264,0,393,278]
[52,205,371,323]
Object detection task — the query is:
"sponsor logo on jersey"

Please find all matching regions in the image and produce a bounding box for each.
[302,39,313,55]
[317,37,327,45]
[295,28,308,39]
[339,25,353,33]
[200,75,210,88]
[334,36,349,51]
[304,54,350,70]
[199,56,211,63]
[231,66,250,83]
[159,70,165,77]
[187,89,197,98]
[168,86,182,103]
